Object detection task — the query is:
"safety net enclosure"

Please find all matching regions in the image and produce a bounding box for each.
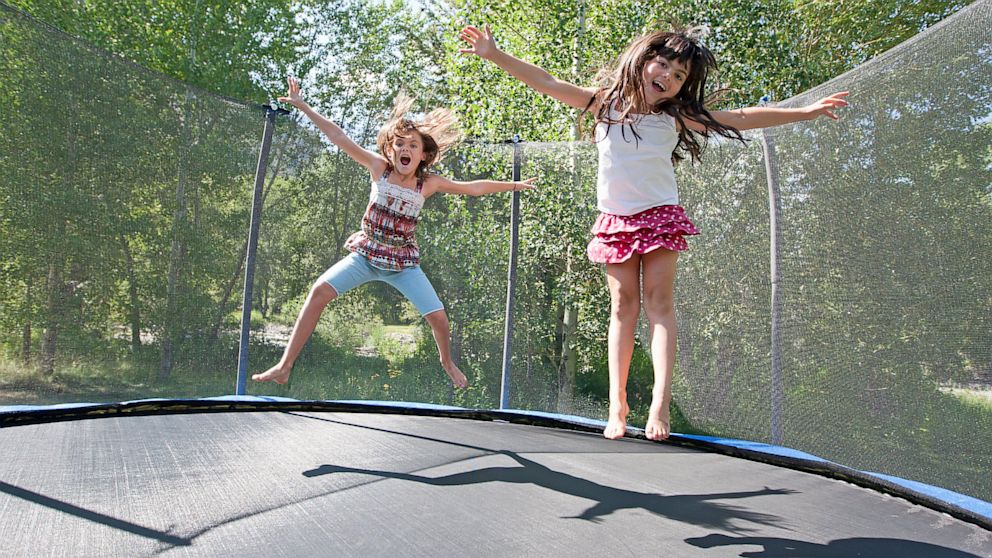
[665,0,992,507]
[1,0,991,554]
[695,0,992,499]
[0,1,317,387]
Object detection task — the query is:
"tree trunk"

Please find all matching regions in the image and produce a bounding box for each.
[158,5,202,382]
[449,286,463,366]
[557,258,578,413]
[208,144,284,342]
[159,93,193,382]
[448,309,461,406]
[21,281,33,364]
[121,234,142,352]
[41,117,78,376]
[209,239,247,342]
[556,0,586,411]
[41,240,66,376]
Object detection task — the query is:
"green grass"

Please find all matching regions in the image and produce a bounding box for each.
[0,319,440,408]
[940,386,992,411]
[370,324,420,366]
[0,353,234,406]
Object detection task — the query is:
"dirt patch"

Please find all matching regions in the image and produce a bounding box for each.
[259,323,292,345]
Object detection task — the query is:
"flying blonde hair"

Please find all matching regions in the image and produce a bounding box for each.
[376,93,463,177]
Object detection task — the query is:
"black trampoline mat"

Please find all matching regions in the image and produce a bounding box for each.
[1,411,990,557]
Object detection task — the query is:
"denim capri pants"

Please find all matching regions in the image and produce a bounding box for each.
[318,253,444,316]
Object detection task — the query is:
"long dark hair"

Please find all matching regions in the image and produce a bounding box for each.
[585,26,745,164]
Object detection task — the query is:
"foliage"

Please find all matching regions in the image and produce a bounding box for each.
[6,0,312,103]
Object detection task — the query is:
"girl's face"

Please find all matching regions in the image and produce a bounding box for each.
[641,54,689,104]
[389,131,427,176]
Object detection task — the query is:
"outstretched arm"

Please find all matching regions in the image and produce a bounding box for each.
[423,175,537,197]
[686,92,850,132]
[459,25,598,111]
[278,77,387,176]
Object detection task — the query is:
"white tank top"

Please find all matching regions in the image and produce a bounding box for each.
[594,110,679,215]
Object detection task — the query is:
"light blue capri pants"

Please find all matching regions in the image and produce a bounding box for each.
[318,253,444,316]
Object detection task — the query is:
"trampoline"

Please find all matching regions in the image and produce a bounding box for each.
[1,399,990,557]
[3,0,992,556]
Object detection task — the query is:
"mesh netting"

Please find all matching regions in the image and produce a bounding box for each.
[666,0,992,500]
[756,0,992,498]
[1,0,989,504]
[0,2,278,390]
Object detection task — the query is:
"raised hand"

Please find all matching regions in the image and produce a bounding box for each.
[514,177,538,191]
[277,76,306,109]
[458,25,499,60]
[804,91,849,121]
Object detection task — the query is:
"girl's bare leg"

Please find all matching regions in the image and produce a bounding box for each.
[604,256,642,439]
[252,282,337,384]
[423,309,468,388]
[641,248,679,441]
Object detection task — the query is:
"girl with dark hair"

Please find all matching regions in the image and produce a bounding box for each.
[460,24,847,440]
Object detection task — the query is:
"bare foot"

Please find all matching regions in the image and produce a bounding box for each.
[251,363,291,385]
[442,361,468,389]
[603,401,629,440]
[645,401,670,441]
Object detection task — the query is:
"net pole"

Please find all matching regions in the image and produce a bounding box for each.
[761,129,784,445]
[499,136,522,409]
[235,106,279,395]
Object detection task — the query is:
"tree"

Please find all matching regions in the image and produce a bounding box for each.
[1,0,311,378]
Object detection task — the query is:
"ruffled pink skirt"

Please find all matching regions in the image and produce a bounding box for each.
[587,205,699,264]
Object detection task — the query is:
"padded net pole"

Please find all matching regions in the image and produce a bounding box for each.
[761,128,784,445]
[499,135,523,409]
[236,106,281,395]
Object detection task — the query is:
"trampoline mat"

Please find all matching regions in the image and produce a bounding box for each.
[1,411,990,556]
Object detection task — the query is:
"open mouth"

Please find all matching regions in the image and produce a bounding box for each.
[651,80,666,93]
[400,155,411,166]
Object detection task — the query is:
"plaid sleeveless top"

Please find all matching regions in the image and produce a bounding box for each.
[344,169,425,270]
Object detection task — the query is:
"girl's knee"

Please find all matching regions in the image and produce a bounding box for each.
[610,288,640,319]
[643,290,675,318]
[423,309,449,328]
[309,282,337,305]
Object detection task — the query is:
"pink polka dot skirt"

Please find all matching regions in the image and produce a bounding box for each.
[586,204,699,264]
